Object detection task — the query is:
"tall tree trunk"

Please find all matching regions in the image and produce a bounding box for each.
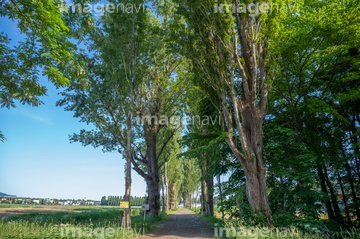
[175,189,179,208]
[317,165,335,221]
[351,116,360,181]
[191,193,193,209]
[279,175,284,214]
[146,134,160,217]
[324,167,342,221]
[219,2,272,226]
[221,61,272,226]
[183,193,188,208]
[161,172,165,212]
[206,173,214,216]
[200,165,207,214]
[165,162,169,212]
[195,186,199,209]
[345,160,360,225]
[189,193,192,208]
[122,154,132,229]
[218,174,224,223]
[170,183,177,209]
[147,177,160,216]
[121,24,136,228]
[236,193,243,215]
[223,99,272,225]
[338,175,352,227]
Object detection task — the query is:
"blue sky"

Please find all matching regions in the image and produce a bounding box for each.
[0,16,146,201]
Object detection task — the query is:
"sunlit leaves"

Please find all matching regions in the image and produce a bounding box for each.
[0,0,82,109]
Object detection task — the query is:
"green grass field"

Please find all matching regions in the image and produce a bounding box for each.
[189,207,360,239]
[0,205,168,238]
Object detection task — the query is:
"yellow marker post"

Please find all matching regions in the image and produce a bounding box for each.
[120,201,129,209]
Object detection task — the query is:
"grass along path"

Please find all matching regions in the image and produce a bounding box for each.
[189,207,360,239]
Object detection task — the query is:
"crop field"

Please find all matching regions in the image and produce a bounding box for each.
[0,205,164,238]
[0,205,141,219]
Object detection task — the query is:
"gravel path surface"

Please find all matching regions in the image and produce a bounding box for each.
[136,208,214,239]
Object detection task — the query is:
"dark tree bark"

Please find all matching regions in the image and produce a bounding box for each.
[200,165,207,214]
[350,117,360,181]
[122,118,132,228]
[165,162,169,212]
[218,174,224,223]
[324,167,342,221]
[317,165,335,221]
[146,134,161,216]
[190,193,193,209]
[345,160,360,225]
[161,172,165,212]
[338,175,352,227]
[169,183,177,209]
[206,173,214,216]
[185,191,193,208]
[279,175,285,214]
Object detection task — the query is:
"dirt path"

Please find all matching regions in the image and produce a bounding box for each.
[137,208,214,239]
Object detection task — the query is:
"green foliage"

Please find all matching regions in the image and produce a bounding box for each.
[0,0,85,108]
[0,130,5,142]
[265,0,360,231]
[182,157,200,203]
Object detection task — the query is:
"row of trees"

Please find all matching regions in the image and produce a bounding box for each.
[57,0,189,228]
[2,0,359,232]
[178,0,360,231]
[100,196,147,206]
[264,0,360,227]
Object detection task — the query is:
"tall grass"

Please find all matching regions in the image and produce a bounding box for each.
[189,207,359,239]
[221,219,360,239]
[0,208,168,238]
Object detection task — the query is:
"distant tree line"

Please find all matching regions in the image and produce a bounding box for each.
[100,196,147,206]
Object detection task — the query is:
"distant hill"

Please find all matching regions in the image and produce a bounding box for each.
[0,192,17,197]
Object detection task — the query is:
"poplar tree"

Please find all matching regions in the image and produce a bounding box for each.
[59,0,146,228]
[60,0,188,218]
[176,0,290,225]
